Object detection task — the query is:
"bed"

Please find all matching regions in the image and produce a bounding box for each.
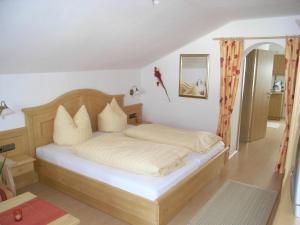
[23,89,229,225]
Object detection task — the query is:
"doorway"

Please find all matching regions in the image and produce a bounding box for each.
[238,43,285,147]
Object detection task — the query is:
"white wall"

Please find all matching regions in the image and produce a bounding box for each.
[0,70,141,131]
[141,15,299,154]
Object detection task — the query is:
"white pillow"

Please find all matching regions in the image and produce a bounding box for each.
[98,99,127,132]
[110,98,127,119]
[53,105,92,145]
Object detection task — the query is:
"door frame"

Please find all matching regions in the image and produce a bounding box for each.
[283,59,300,184]
[235,42,285,151]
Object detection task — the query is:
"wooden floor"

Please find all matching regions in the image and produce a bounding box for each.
[19,122,284,225]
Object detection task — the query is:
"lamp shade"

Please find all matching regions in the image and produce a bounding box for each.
[0,101,14,118]
[129,85,144,97]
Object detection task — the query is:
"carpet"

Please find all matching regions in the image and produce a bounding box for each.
[188,180,277,225]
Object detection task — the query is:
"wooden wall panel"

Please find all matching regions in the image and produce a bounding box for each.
[0,127,29,157]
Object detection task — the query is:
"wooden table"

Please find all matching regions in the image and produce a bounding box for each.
[0,192,80,225]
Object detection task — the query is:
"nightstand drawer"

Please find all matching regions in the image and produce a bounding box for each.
[8,154,37,190]
[11,163,34,177]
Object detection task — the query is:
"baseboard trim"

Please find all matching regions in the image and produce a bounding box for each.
[229,150,238,159]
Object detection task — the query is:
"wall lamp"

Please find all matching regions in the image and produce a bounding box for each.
[129,86,143,97]
[0,101,14,119]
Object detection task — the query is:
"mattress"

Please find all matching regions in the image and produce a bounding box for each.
[36,132,224,201]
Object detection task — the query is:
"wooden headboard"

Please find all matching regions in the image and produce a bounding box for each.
[22,89,141,156]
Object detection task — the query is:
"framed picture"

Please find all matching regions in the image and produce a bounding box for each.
[179,54,209,99]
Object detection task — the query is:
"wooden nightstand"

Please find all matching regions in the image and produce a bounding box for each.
[8,154,38,190]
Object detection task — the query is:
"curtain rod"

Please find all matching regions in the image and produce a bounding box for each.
[212,34,300,40]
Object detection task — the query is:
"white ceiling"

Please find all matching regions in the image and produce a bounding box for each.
[0,0,299,74]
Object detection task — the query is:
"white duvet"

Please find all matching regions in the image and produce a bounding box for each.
[124,124,222,153]
[73,133,190,176]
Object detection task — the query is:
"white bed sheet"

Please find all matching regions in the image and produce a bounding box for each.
[36,132,224,201]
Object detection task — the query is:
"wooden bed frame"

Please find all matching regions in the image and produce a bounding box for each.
[22,89,229,225]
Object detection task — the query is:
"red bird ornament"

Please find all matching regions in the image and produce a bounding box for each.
[154,67,171,102]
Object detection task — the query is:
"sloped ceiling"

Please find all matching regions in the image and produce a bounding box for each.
[0,0,299,74]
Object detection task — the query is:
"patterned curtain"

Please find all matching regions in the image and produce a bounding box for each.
[217,40,244,147]
[276,37,300,174]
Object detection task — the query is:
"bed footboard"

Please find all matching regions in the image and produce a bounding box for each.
[157,148,228,225]
[36,159,159,225]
